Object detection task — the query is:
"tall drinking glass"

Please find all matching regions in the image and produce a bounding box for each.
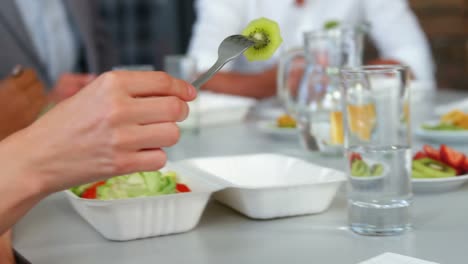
[341,65,412,236]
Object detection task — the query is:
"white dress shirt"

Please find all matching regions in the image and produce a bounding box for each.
[188,0,435,83]
[15,0,78,83]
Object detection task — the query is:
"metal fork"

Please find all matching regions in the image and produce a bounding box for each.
[192,35,255,89]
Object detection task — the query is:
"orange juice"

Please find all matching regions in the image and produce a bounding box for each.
[330,111,344,144]
[347,103,376,141]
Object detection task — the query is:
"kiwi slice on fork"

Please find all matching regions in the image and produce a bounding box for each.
[241,17,283,61]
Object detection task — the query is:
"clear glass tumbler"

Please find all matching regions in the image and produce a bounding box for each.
[164,55,199,134]
[340,65,412,236]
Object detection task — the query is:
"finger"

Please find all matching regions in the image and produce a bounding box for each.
[116,149,167,175]
[130,96,189,124]
[117,123,180,150]
[114,71,196,101]
[82,73,97,83]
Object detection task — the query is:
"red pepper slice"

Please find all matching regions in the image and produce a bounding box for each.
[176,183,191,193]
[80,181,106,199]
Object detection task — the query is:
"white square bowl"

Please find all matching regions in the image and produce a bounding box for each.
[65,164,223,241]
[179,153,346,219]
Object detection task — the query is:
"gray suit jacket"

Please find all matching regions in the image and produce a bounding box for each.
[0,0,117,87]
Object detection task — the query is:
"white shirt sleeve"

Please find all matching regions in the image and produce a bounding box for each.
[187,0,248,72]
[363,0,435,83]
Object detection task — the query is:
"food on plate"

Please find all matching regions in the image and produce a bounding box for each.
[349,152,362,163]
[323,20,340,30]
[350,155,384,177]
[241,17,283,61]
[421,123,464,131]
[71,171,191,200]
[369,164,384,176]
[412,158,456,178]
[423,144,440,160]
[422,109,468,131]
[276,114,296,128]
[440,144,465,170]
[441,110,468,128]
[412,144,467,178]
[351,159,369,176]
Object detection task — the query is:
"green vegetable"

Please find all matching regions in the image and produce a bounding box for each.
[351,159,370,177]
[324,20,340,30]
[351,160,384,177]
[369,164,384,176]
[422,123,465,131]
[72,171,179,200]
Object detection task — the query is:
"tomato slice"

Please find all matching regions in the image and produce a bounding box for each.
[176,183,191,193]
[440,144,466,173]
[80,181,106,199]
[423,145,440,161]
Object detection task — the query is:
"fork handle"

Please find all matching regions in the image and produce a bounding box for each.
[192,58,228,90]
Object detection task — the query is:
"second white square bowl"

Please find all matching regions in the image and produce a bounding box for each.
[179,153,346,219]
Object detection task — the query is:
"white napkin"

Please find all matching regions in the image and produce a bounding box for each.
[359,253,439,264]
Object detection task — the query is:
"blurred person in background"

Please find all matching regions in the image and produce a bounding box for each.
[188,0,435,99]
[0,0,117,103]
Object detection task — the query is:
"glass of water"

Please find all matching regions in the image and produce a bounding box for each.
[340,65,412,236]
[164,55,199,133]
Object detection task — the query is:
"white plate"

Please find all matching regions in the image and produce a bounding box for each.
[251,97,286,120]
[414,120,468,143]
[179,153,346,219]
[412,174,468,193]
[435,98,468,116]
[179,92,256,128]
[256,120,298,138]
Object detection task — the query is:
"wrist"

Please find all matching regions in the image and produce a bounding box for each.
[0,131,48,206]
[0,230,14,264]
[0,130,48,233]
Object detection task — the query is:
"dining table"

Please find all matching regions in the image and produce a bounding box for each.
[13,89,468,264]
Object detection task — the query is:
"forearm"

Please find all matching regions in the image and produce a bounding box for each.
[201,68,277,99]
[0,131,46,235]
[0,230,15,264]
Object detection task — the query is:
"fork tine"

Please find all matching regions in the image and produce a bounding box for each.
[192,35,256,89]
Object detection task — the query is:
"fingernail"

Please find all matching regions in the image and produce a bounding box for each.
[187,84,197,99]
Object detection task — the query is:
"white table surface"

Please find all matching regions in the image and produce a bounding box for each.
[13,90,468,264]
